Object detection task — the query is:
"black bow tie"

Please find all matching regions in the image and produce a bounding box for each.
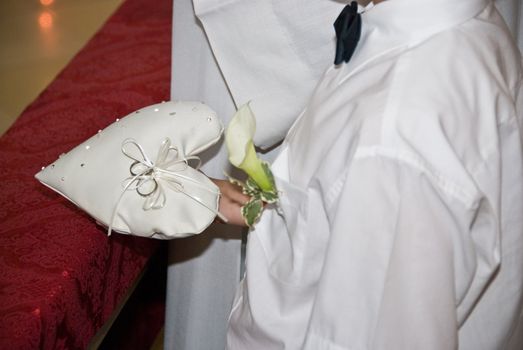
[334,2,362,65]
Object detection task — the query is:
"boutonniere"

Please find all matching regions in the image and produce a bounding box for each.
[225,103,278,226]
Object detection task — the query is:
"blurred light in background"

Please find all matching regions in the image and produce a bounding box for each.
[0,0,123,136]
[38,11,53,30]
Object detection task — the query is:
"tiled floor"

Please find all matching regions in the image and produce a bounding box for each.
[0,0,124,136]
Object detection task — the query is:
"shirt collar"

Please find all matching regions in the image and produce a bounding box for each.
[363,0,490,40]
[333,0,490,79]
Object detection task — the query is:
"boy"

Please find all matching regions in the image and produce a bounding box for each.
[217,0,523,348]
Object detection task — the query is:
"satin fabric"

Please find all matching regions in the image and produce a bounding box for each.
[227,0,523,348]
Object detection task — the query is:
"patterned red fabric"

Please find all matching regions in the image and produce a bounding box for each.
[0,0,171,348]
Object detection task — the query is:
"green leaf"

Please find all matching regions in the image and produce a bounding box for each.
[227,175,245,188]
[241,198,264,227]
[225,174,252,196]
[245,177,261,195]
[225,165,279,227]
[261,161,276,188]
[260,190,278,203]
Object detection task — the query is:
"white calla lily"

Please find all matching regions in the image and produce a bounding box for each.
[225,103,273,192]
[226,103,256,166]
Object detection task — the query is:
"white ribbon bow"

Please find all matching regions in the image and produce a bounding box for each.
[108,138,226,236]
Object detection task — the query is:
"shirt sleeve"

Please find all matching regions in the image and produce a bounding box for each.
[192,0,344,149]
[307,154,500,350]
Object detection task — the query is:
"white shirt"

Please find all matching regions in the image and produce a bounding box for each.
[193,0,344,149]
[226,0,523,349]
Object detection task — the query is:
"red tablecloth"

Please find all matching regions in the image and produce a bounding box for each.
[0,0,171,348]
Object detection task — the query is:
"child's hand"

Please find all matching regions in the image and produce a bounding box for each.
[212,178,251,227]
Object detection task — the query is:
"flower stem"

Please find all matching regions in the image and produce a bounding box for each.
[240,142,273,192]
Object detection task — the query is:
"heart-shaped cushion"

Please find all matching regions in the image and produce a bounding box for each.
[35,101,224,239]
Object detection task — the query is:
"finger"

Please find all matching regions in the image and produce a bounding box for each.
[223,182,251,205]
